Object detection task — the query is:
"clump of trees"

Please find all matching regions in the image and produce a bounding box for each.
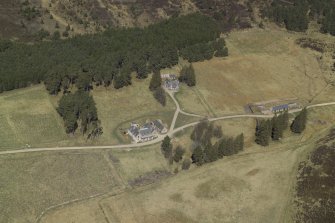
[179,64,196,87]
[20,1,41,21]
[255,111,289,146]
[265,0,335,35]
[149,69,162,91]
[57,91,102,137]
[0,13,228,134]
[255,109,307,147]
[291,108,307,133]
[153,87,166,106]
[180,38,228,62]
[0,13,222,94]
[160,136,191,171]
[161,136,173,159]
[255,119,272,146]
[149,69,166,106]
[173,145,185,163]
[182,159,191,170]
[190,120,244,166]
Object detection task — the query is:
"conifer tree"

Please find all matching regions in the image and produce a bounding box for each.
[192,146,204,166]
[149,69,162,91]
[203,143,218,163]
[255,119,271,146]
[271,116,282,140]
[173,145,185,163]
[217,137,227,158]
[153,87,166,106]
[281,111,289,130]
[187,64,196,87]
[179,64,196,87]
[225,137,235,155]
[213,125,223,138]
[291,108,307,134]
[161,136,172,159]
[214,38,229,57]
[182,159,191,170]
[234,133,244,152]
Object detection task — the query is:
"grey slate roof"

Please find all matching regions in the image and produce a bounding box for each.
[272,104,289,111]
[165,79,179,89]
[153,120,164,131]
[129,125,139,137]
[139,123,154,137]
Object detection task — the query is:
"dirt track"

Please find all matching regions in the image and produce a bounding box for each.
[0,90,334,156]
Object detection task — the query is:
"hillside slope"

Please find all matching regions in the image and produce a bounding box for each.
[0,0,256,40]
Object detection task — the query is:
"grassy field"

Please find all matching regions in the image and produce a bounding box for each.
[174,112,202,129]
[37,105,335,223]
[175,28,335,117]
[0,85,71,150]
[93,77,175,145]
[0,150,118,223]
[110,145,169,183]
[39,133,324,223]
[99,143,307,223]
[0,78,175,150]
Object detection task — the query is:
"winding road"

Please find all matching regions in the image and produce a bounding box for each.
[0,91,334,156]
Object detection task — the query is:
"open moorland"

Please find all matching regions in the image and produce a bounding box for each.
[0,145,169,223]
[0,150,118,223]
[175,28,335,117]
[0,103,326,223]
[0,0,255,40]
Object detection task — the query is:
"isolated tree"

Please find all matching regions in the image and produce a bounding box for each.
[255,119,271,146]
[192,146,204,166]
[173,145,185,163]
[52,31,60,40]
[161,136,172,159]
[149,69,162,91]
[291,108,307,134]
[182,159,191,170]
[62,30,69,37]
